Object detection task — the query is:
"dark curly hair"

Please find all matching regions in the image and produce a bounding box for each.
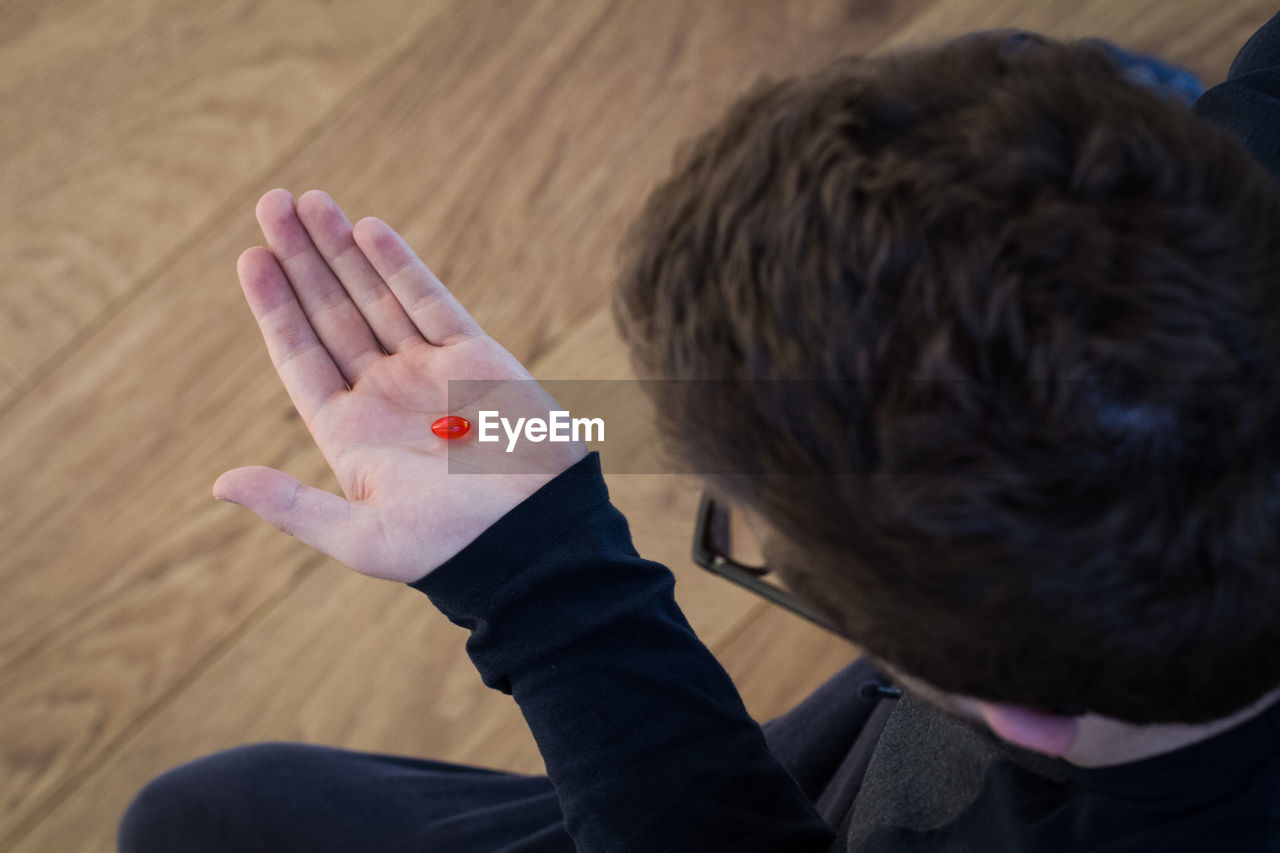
[613,30,1280,723]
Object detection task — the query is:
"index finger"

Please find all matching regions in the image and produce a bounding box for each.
[237,246,349,424]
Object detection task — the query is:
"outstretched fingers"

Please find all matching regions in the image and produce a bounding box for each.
[352,216,483,346]
[294,190,425,355]
[256,189,386,383]
[237,246,348,424]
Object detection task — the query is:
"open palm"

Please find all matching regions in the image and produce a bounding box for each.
[215,189,585,582]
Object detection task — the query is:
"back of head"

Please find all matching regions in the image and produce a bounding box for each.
[613,31,1280,723]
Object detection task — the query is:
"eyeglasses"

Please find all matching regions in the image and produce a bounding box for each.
[691,490,844,636]
[692,490,1090,717]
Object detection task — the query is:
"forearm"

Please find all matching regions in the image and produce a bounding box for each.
[411,453,835,851]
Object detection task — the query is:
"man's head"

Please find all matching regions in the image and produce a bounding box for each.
[613,30,1280,727]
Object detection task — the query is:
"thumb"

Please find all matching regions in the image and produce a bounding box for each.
[213,466,356,561]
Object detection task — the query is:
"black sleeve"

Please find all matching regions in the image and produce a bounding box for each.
[409,453,836,852]
[1193,9,1280,181]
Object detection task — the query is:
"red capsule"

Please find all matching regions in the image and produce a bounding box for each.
[431,415,471,440]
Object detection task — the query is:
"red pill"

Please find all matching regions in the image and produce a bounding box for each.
[431,415,470,439]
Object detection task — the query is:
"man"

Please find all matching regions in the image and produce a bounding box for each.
[120,16,1280,852]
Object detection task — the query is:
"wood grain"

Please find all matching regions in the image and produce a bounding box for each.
[883,0,1272,74]
[1,1,932,841]
[2,0,1274,849]
[0,0,454,395]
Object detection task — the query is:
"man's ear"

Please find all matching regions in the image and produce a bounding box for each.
[977,702,1080,757]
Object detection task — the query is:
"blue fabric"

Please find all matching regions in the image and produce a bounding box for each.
[1082,38,1209,105]
[117,666,891,852]
[118,743,571,853]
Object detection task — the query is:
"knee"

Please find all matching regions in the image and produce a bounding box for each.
[117,743,297,853]
[117,760,210,853]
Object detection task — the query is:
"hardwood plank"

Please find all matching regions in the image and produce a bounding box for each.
[0,0,933,838]
[21,0,1275,846]
[8,580,852,853]
[9,570,544,853]
[5,285,823,851]
[0,357,18,396]
[0,0,628,661]
[3,305,753,853]
[883,0,1271,78]
[0,3,621,817]
[218,0,929,366]
[0,0,454,395]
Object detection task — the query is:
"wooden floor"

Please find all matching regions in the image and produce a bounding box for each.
[0,0,1270,848]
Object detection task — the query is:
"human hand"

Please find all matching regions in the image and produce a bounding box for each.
[215,189,587,583]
